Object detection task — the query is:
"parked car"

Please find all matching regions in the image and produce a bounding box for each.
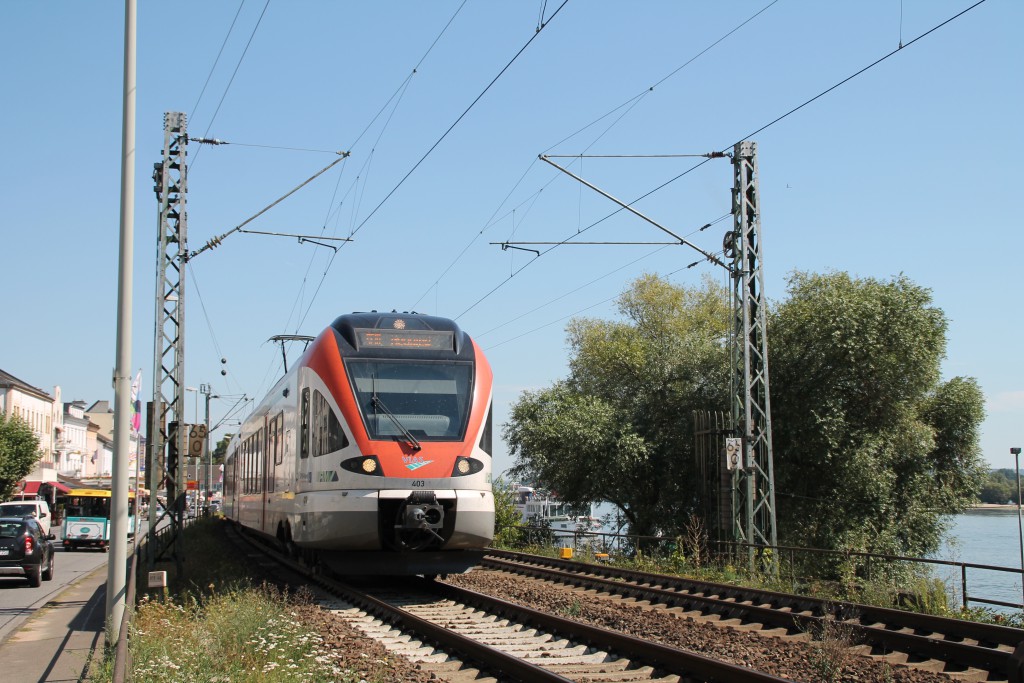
[0,499,52,536]
[0,516,55,587]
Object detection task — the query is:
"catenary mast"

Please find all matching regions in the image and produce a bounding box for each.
[149,111,189,574]
[728,141,778,571]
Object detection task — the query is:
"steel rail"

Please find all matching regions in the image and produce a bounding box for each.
[490,549,1024,648]
[227,527,571,683]
[425,579,792,683]
[486,550,1021,676]
[326,578,574,683]
[229,525,791,681]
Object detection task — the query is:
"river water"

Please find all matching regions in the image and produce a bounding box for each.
[936,507,1024,612]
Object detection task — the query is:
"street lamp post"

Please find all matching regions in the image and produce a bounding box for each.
[200,384,213,516]
[1013,447,1023,609]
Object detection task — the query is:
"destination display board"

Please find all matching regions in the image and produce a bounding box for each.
[355,328,454,351]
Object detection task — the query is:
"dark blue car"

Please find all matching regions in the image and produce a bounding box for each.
[0,515,55,587]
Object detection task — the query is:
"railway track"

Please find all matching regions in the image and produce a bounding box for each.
[227,526,792,682]
[481,549,1024,681]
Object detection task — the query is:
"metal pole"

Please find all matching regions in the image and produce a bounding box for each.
[107,0,136,641]
[202,384,211,516]
[1014,448,1023,609]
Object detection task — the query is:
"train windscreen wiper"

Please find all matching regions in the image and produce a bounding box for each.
[371,392,422,451]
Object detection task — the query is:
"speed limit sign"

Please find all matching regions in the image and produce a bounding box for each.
[188,423,208,458]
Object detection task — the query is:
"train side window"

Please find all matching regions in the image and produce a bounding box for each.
[313,389,349,457]
[300,388,310,459]
[274,413,285,465]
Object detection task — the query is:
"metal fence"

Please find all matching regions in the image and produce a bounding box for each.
[507,524,1024,612]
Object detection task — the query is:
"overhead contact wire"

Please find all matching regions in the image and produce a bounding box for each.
[464,0,987,323]
[448,1,781,318]
[192,0,273,167]
[189,0,245,123]
[722,0,988,150]
[348,0,572,239]
[289,0,468,333]
[483,216,730,349]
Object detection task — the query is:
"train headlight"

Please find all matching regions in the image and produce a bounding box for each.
[341,455,382,476]
[451,457,484,477]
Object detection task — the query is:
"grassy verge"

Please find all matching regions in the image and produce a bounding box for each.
[89,519,366,683]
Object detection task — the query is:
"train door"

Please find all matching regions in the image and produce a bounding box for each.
[228,445,238,517]
[297,387,311,490]
[258,420,267,533]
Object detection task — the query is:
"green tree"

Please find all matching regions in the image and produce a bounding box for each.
[505,270,985,560]
[505,274,730,536]
[492,476,524,545]
[980,469,1019,504]
[212,433,233,466]
[0,413,42,500]
[769,272,985,557]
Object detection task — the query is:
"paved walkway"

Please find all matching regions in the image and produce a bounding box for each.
[0,565,107,682]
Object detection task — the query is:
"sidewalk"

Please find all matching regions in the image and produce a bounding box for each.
[0,564,108,682]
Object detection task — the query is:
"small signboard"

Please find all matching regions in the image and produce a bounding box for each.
[188,424,208,458]
[725,438,742,471]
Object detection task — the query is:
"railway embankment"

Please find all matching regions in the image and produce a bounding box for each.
[94,519,432,683]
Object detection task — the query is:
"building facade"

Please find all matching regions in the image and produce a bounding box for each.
[0,369,58,479]
[59,401,90,478]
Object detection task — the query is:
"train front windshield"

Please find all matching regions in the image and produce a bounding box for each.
[347,361,473,441]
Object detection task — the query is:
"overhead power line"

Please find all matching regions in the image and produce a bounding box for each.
[454,0,987,325]
[420,0,780,314]
[192,0,273,167]
[724,0,989,150]
[190,0,246,123]
[283,0,471,341]
[348,0,572,239]
[294,0,572,333]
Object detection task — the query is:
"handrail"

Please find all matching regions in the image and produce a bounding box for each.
[505,523,1024,611]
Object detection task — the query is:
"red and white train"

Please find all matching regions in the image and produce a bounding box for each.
[223,312,494,575]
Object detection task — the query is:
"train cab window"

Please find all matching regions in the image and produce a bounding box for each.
[346,361,473,441]
[479,401,493,455]
[312,390,349,456]
[300,388,310,459]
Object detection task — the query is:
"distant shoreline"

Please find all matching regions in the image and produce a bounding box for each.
[971,503,1019,510]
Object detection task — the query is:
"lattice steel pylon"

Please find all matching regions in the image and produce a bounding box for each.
[726,140,778,573]
[149,111,189,573]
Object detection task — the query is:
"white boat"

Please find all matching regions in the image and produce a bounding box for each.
[513,486,602,541]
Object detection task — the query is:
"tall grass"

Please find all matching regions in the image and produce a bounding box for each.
[127,586,347,682]
[90,519,365,682]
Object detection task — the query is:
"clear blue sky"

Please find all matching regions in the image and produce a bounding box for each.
[2,1,1020,477]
